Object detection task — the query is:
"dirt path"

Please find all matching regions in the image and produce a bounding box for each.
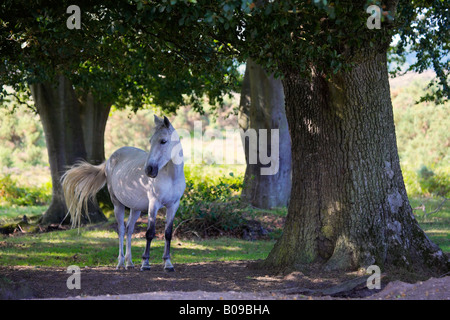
[0,261,448,300]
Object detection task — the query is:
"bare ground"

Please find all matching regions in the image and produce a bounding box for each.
[1,261,448,300]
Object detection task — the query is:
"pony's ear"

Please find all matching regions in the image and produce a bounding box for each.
[163,116,171,129]
[154,114,163,126]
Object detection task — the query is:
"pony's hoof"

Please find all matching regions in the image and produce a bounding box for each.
[164,267,175,273]
[140,265,151,271]
[125,265,135,270]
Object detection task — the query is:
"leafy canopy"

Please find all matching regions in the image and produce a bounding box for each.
[0,0,241,112]
[1,0,447,107]
[394,0,449,104]
[169,0,448,101]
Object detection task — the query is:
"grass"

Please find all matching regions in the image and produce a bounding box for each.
[0,205,44,225]
[0,196,448,268]
[409,197,450,253]
[0,226,275,268]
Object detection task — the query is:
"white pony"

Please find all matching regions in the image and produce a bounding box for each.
[61,115,186,272]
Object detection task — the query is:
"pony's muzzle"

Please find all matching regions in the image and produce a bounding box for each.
[145,164,158,178]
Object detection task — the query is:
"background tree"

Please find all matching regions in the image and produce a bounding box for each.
[239,59,291,209]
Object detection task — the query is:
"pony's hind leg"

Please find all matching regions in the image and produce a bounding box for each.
[124,209,141,269]
[113,202,126,270]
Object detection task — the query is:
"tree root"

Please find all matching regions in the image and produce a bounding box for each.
[273,274,386,297]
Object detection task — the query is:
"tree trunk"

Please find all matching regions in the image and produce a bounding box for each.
[79,91,113,211]
[263,53,449,275]
[238,60,292,209]
[79,92,111,165]
[30,76,108,225]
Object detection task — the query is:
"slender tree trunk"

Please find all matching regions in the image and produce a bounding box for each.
[239,60,292,209]
[30,76,108,225]
[263,53,449,275]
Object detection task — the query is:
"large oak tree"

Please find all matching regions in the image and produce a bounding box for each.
[168,0,449,274]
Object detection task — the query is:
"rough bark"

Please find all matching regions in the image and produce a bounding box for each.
[238,60,292,209]
[263,53,449,275]
[30,76,108,225]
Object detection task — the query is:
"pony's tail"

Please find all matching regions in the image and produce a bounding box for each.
[61,161,107,229]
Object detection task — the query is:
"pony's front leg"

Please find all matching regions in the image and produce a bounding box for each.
[163,200,180,272]
[141,202,159,271]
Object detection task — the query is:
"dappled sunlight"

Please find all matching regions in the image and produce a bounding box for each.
[169,238,275,264]
[214,245,242,252]
[175,241,241,252]
[1,250,78,267]
[82,230,117,239]
[2,251,74,259]
[424,229,448,234]
[23,234,117,246]
[1,230,275,268]
[253,275,284,283]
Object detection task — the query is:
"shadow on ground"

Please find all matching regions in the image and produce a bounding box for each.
[1,261,448,300]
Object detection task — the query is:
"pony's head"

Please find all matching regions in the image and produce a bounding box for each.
[145,115,181,178]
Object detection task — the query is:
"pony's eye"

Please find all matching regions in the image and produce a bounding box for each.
[161,140,167,145]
